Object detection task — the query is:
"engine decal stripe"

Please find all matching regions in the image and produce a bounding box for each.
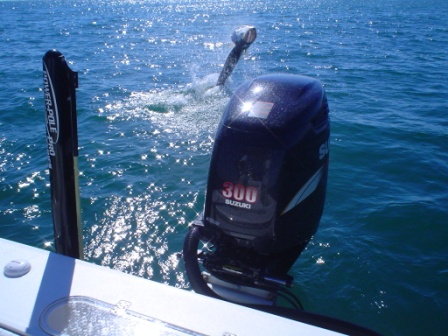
[281,166,324,215]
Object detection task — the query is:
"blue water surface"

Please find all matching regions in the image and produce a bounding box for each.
[1,0,447,335]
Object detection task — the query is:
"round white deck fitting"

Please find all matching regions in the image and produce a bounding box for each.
[3,259,31,278]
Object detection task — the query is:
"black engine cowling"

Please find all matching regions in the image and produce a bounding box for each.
[186,73,329,287]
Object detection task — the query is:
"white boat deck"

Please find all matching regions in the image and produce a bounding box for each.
[0,238,343,335]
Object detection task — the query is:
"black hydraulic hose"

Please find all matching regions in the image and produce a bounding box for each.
[250,305,383,336]
[183,225,221,299]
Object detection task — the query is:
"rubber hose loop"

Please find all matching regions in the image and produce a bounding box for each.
[183,226,221,299]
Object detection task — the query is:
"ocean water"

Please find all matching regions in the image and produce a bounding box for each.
[1,0,447,335]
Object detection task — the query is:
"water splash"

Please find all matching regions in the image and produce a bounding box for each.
[83,75,228,286]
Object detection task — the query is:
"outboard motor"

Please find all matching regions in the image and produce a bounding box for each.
[184,72,330,298]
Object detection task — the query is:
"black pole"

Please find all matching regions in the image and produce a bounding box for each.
[42,50,83,259]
